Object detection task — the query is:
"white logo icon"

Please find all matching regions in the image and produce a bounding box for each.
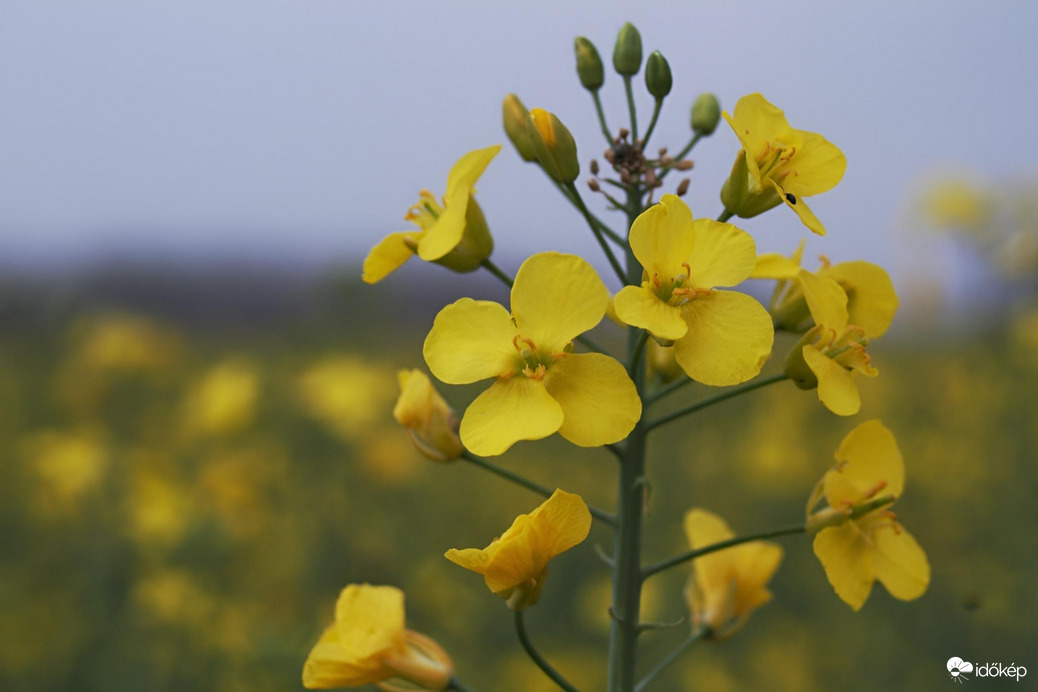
[948,657,974,683]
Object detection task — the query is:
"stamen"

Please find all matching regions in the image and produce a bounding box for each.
[863,480,888,500]
[818,254,832,269]
[652,273,661,289]
[551,352,567,362]
[512,335,523,351]
[681,262,692,281]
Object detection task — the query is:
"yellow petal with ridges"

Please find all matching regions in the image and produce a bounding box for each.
[423,298,517,385]
[725,94,794,176]
[822,261,899,338]
[530,489,593,560]
[445,145,501,198]
[613,286,687,340]
[772,180,827,236]
[687,219,758,289]
[870,521,929,602]
[511,253,608,352]
[302,624,388,688]
[544,353,641,447]
[798,269,848,333]
[780,130,846,197]
[629,194,694,281]
[674,291,774,386]
[825,420,904,507]
[362,231,420,284]
[459,377,563,456]
[813,522,874,611]
[803,345,860,416]
[417,188,469,261]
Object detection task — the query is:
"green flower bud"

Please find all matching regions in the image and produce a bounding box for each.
[645,51,672,99]
[526,108,580,184]
[612,22,643,76]
[574,37,604,91]
[434,198,494,274]
[691,93,721,135]
[502,94,538,162]
[784,332,818,390]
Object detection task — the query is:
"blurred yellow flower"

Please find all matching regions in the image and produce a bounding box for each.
[424,252,640,456]
[393,369,462,462]
[683,509,782,637]
[183,360,258,436]
[808,420,930,611]
[296,355,395,440]
[303,584,453,690]
[73,313,182,373]
[613,194,773,386]
[23,430,107,512]
[445,489,591,610]
[721,93,846,235]
[126,465,193,546]
[921,176,993,233]
[363,145,500,283]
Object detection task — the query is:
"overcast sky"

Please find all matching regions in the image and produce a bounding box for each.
[1,0,1036,301]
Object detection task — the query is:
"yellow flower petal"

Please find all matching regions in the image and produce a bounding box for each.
[780,131,846,197]
[511,253,608,351]
[629,194,694,280]
[529,488,593,560]
[674,291,774,386]
[544,353,641,447]
[725,93,794,179]
[687,219,758,289]
[798,269,848,333]
[813,523,874,611]
[444,546,490,574]
[423,298,517,385]
[821,261,899,338]
[751,252,801,280]
[303,624,387,688]
[459,377,563,456]
[613,286,687,340]
[334,584,406,660]
[362,231,420,284]
[684,509,734,596]
[445,145,501,198]
[417,189,469,261]
[825,420,904,507]
[772,179,827,236]
[730,542,783,612]
[870,521,930,602]
[803,345,860,416]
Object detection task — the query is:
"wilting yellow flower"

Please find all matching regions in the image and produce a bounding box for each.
[683,509,782,637]
[424,252,640,456]
[303,584,453,691]
[721,93,846,235]
[363,146,500,283]
[807,420,930,611]
[183,360,258,436]
[613,194,773,386]
[445,489,591,610]
[393,369,462,462]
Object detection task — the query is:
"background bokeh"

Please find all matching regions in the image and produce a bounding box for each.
[1,2,1036,691]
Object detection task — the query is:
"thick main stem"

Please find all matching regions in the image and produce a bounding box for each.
[607,186,647,692]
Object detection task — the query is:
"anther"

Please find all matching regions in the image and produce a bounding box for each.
[863,480,888,500]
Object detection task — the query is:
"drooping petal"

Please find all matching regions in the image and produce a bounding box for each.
[423,298,517,385]
[529,489,593,560]
[822,261,899,338]
[459,377,563,456]
[798,269,849,333]
[543,353,641,447]
[302,624,388,688]
[825,420,905,507]
[613,286,687,340]
[780,131,846,197]
[511,253,608,351]
[674,291,774,386]
[444,547,490,573]
[362,231,420,284]
[417,189,469,261]
[803,345,861,416]
[813,522,875,611]
[445,145,501,198]
[687,219,758,289]
[870,521,930,602]
[334,584,406,661]
[771,180,827,236]
[629,194,694,281]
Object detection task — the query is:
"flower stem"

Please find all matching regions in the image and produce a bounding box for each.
[646,373,788,431]
[633,628,709,692]
[515,610,581,692]
[623,76,639,143]
[459,451,617,527]
[717,209,734,222]
[558,181,625,245]
[646,375,694,405]
[593,91,615,148]
[628,330,650,378]
[642,100,663,148]
[566,183,628,285]
[657,133,702,184]
[480,259,514,288]
[642,524,805,579]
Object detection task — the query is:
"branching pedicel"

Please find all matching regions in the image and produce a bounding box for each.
[302,22,931,692]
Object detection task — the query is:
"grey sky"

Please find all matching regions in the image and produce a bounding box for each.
[1,0,1036,297]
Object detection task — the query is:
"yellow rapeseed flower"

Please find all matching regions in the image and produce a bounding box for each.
[721,93,846,235]
[613,195,774,386]
[393,369,462,462]
[423,252,641,456]
[363,146,500,283]
[303,584,453,690]
[683,509,782,637]
[445,489,591,610]
[182,360,259,436]
[807,421,930,611]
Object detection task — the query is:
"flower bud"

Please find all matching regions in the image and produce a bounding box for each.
[526,108,580,184]
[645,50,672,99]
[612,22,643,76]
[784,332,819,390]
[573,37,605,91]
[502,94,538,162]
[691,93,721,136]
[432,197,494,273]
[393,369,463,462]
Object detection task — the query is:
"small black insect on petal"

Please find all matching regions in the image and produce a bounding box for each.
[785,193,797,205]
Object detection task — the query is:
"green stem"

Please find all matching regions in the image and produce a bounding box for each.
[448,676,481,692]
[515,611,581,692]
[642,524,805,579]
[575,333,609,355]
[642,100,663,148]
[460,451,617,527]
[593,91,615,147]
[628,330,650,378]
[623,76,639,143]
[633,628,709,692]
[480,259,513,288]
[566,183,628,284]
[646,374,788,431]
[717,209,734,223]
[657,133,701,183]
[646,376,694,405]
[559,182,625,246]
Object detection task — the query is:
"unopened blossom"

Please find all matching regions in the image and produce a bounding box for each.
[393,369,462,462]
